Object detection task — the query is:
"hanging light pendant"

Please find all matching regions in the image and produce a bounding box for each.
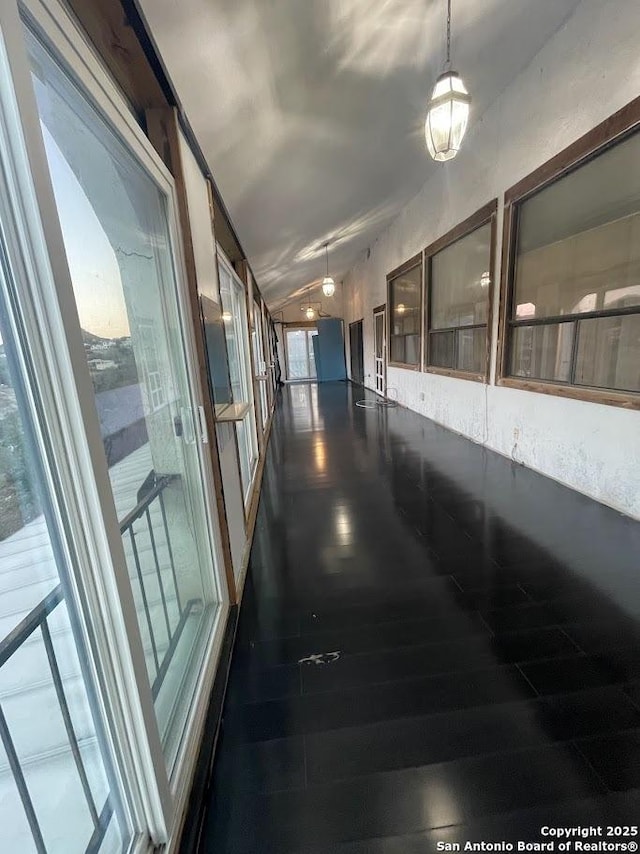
[425,0,470,162]
[322,242,336,297]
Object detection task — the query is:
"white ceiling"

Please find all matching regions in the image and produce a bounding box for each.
[138,0,583,308]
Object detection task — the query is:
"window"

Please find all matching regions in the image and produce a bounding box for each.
[252,299,268,432]
[139,322,165,410]
[425,202,496,378]
[29,28,222,773]
[217,253,259,503]
[387,255,422,368]
[502,104,640,403]
[0,150,128,852]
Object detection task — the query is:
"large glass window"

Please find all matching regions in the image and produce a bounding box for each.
[217,256,258,503]
[0,220,126,851]
[388,259,422,367]
[427,221,492,375]
[507,128,640,394]
[29,32,220,772]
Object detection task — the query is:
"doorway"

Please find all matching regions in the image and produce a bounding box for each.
[373,304,387,395]
[285,327,318,380]
[349,319,364,385]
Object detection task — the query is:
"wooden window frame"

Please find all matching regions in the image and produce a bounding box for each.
[496,96,640,410]
[422,199,498,383]
[386,252,423,370]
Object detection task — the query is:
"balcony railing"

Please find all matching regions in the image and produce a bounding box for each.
[0,583,113,854]
[119,471,200,699]
[0,470,198,852]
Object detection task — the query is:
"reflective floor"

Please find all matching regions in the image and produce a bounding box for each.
[201,382,640,853]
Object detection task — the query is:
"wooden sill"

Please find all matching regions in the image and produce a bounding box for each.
[388,361,420,371]
[497,376,640,410]
[214,402,251,422]
[424,365,486,384]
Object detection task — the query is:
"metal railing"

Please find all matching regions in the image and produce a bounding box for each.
[0,584,112,854]
[119,471,199,698]
[0,470,198,852]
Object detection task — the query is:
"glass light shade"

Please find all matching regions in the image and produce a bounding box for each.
[425,70,470,162]
[305,307,315,320]
[322,276,336,297]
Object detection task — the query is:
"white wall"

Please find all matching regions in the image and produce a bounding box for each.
[342,0,640,520]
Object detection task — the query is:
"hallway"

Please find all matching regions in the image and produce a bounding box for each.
[202,382,640,853]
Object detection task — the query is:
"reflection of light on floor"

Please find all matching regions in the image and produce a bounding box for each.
[422,781,463,831]
[334,502,354,546]
[290,382,324,432]
[313,438,326,473]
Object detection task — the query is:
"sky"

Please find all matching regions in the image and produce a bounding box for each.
[40,123,131,339]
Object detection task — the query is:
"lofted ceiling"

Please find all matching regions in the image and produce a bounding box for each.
[137,0,583,309]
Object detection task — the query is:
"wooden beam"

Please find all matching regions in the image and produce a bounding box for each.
[66,0,167,112]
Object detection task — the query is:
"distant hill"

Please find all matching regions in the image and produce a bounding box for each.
[82,330,131,346]
[82,329,112,346]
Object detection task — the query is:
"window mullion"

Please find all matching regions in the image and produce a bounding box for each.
[569,319,581,386]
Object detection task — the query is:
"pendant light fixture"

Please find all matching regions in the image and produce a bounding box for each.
[301,287,319,319]
[322,242,336,297]
[425,0,471,162]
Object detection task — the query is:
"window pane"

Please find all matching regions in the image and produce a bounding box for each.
[218,261,258,499]
[389,263,421,366]
[201,296,233,406]
[251,302,268,432]
[375,314,383,358]
[431,223,492,329]
[285,329,317,381]
[30,33,219,770]
[1,250,125,850]
[286,329,309,379]
[218,264,244,402]
[457,327,486,373]
[514,131,640,320]
[308,332,318,378]
[575,314,640,392]
[429,330,456,368]
[510,323,575,382]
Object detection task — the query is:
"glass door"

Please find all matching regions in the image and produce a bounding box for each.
[286,328,318,380]
[27,30,221,774]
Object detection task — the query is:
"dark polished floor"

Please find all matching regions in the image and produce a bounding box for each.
[201,382,640,853]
